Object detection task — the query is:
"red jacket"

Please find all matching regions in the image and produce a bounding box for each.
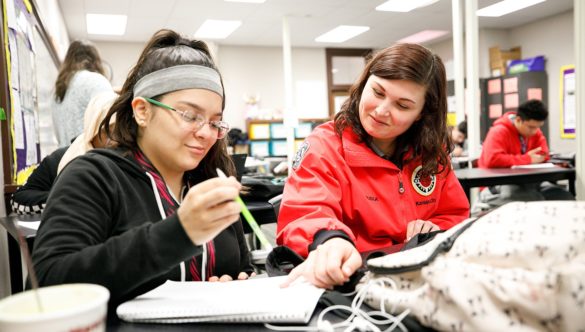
[478,112,549,168]
[276,122,470,257]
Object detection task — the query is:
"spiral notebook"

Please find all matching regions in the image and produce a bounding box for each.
[116,276,324,324]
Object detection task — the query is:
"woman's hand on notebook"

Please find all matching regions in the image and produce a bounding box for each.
[281,238,362,289]
[177,177,242,245]
[208,271,257,282]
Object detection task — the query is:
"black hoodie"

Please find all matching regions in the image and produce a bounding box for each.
[32,148,253,310]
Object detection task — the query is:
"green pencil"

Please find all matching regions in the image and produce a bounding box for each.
[216,168,273,250]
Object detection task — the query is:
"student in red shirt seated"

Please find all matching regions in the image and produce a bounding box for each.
[477,99,573,208]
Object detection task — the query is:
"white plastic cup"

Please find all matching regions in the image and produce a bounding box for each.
[0,283,110,332]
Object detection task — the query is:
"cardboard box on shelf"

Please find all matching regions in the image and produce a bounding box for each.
[489,46,521,76]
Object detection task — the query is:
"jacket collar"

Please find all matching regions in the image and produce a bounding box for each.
[341,127,407,170]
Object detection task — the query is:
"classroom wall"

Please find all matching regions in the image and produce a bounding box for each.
[35,0,70,60]
[218,45,328,131]
[428,10,575,154]
[430,28,511,81]
[96,10,574,152]
[508,10,575,154]
[93,41,144,89]
[95,42,329,132]
[0,137,8,298]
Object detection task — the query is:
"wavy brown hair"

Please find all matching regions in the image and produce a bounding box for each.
[100,29,235,179]
[54,40,106,102]
[334,43,451,177]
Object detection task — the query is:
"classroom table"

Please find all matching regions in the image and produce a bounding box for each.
[450,156,470,169]
[107,310,427,332]
[454,166,576,200]
[107,320,270,331]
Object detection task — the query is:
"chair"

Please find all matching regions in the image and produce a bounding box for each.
[245,194,281,250]
[268,193,282,217]
[245,193,282,272]
[0,214,39,294]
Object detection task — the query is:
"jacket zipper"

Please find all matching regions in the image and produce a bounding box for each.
[398,172,405,194]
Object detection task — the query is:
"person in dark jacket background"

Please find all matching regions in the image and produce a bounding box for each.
[32,29,254,310]
[11,91,118,215]
[10,146,68,215]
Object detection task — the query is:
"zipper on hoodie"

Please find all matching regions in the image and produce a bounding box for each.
[398,172,405,194]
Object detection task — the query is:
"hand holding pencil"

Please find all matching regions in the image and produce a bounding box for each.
[176,172,242,246]
[216,169,273,251]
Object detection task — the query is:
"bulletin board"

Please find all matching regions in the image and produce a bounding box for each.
[560,65,576,139]
[481,71,548,142]
[1,0,60,193]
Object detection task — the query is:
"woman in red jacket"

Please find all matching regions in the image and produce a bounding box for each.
[278,43,470,289]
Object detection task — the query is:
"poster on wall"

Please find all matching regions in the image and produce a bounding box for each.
[4,0,42,184]
[560,65,576,139]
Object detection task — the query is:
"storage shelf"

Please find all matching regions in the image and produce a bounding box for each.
[246,119,327,157]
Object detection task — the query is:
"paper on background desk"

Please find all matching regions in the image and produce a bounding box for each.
[17,220,40,231]
[511,162,556,169]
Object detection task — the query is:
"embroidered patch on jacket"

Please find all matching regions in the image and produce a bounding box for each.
[411,165,436,196]
[292,141,310,170]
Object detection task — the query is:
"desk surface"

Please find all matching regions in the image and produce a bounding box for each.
[107,320,267,331]
[0,214,40,239]
[454,166,576,199]
[107,243,409,331]
[455,165,575,181]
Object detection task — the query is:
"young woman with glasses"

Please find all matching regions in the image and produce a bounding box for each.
[32,30,255,310]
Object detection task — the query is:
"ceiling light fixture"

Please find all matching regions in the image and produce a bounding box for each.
[315,25,370,43]
[376,0,439,12]
[397,30,449,44]
[477,0,546,17]
[224,0,266,3]
[86,14,127,36]
[195,20,242,39]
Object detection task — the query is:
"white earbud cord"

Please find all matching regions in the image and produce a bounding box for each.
[264,275,409,332]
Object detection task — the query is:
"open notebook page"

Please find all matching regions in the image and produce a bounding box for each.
[116,276,324,324]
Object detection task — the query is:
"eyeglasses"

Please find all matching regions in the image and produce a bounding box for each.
[144,97,230,139]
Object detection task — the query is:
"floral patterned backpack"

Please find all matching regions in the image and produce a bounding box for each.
[361,201,585,332]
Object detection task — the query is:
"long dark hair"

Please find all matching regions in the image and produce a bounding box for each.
[55,40,106,102]
[100,29,235,178]
[334,43,450,177]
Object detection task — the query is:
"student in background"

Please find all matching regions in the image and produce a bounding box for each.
[32,29,254,309]
[477,99,573,207]
[479,99,549,168]
[52,40,113,147]
[10,91,118,215]
[450,120,467,157]
[277,43,470,289]
[57,91,118,173]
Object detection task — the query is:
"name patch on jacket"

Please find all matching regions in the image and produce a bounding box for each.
[292,141,310,170]
[411,165,436,196]
[416,198,436,206]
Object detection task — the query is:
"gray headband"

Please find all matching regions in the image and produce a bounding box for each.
[133,65,223,99]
